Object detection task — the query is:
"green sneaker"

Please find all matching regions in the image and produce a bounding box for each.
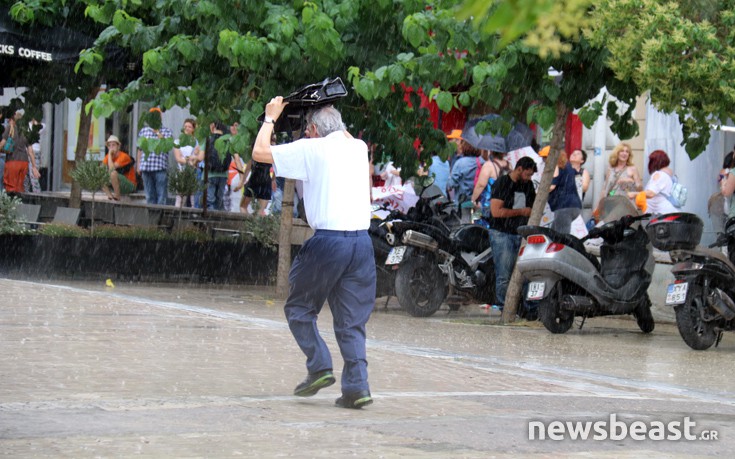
[335,390,373,409]
[293,370,336,397]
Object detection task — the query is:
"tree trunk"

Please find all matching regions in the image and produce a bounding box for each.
[275,179,295,298]
[501,101,571,323]
[202,138,209,217]
[69,86,100,209]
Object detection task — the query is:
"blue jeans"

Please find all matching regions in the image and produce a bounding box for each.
[489,228,522,307]
[142,170,168,205]
[206,176,227,211]
[285,230,376,394]
[270,187,283,214]
[0,153,5,191]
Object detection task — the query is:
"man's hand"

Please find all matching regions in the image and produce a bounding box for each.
[265,96,288,121]
[520,207,532,217]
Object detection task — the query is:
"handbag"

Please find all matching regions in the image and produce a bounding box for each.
[2,125,15,154]
[2,135,14,154]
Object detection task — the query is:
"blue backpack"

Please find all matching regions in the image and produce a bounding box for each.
[666,174,688,208]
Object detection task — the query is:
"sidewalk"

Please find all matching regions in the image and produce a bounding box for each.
[1,279,732,457]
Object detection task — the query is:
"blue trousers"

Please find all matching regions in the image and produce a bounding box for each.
[206,176,227,211]
[489,228,522,307]
[285,230,376,394]
[0,153,5,192]
[142,170,168,205]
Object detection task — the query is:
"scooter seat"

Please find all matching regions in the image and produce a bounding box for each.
[517,225,601,271]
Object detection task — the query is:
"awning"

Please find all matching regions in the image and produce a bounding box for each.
[0,8,136,90]
[0,7,94,64]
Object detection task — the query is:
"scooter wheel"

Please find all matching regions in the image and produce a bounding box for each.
[395,254,447,317]
[538,286,573,334]
[634,296,655,334]
[674,284,717,350]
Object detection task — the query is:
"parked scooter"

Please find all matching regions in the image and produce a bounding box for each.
[516,197,655,334]
[648,213,735,350]
[384,216,495,317]
[370,181,459,298]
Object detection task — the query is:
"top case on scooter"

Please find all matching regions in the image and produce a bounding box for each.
[600,228,650,289]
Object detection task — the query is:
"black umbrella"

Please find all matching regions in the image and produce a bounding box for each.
[462,115,507,152]
[462,114,534,153]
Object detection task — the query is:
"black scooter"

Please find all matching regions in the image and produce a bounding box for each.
[370,182,459,298]
[383,216,495,317]
[516,197,655,334]
[649,213,735,350]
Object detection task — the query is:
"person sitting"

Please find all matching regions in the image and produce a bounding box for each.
[101,135,136,201]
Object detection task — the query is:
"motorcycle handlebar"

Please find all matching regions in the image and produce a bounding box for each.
[709,233,729,248]
[584,213,651,241]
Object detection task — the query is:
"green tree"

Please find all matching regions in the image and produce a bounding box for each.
[459,0,593,58]
[70,160,110,233]
[168,164,200,227]
[587,0,735,158]
[7,1,135,208]
[47,0,456,296]
[350,3,640,320]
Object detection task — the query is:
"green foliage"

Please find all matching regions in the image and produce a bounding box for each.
[138,110,163,131]
[177,133,197,148]
[0,191,29,235]
[92,225,169,240]
[171,227,210,243]
[38,223,90,238]
[137,136,175,157]
[168,165,201,198]
[240,215,280,251]
[588,0,735,158]
[459,0,592,57]
[70,160,110,194]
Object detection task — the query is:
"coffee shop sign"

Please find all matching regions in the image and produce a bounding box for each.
[1,44,53,62]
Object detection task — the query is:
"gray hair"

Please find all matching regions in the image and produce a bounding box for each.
[308,105,345,137]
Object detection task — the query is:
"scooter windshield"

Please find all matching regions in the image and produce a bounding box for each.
[598,196,641,227]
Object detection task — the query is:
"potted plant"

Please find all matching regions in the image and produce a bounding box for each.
[69,159,110,233]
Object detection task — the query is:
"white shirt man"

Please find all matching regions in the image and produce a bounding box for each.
[253,99,376,410]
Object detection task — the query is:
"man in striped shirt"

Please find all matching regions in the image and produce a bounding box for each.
[137,108,173,205]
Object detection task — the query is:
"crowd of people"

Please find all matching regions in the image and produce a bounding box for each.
[0,107,284,216]
[382,127,704,312]
[130,109,280,214]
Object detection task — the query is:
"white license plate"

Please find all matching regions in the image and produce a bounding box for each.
[385,246,407,265]
[527,281,545,300]
[665,282,688,305]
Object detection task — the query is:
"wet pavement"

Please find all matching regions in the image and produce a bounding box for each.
[1,278,733,457]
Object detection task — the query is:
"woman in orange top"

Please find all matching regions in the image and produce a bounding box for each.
[101,135,136,200]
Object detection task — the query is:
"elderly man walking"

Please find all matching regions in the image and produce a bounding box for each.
[253,98,376,409]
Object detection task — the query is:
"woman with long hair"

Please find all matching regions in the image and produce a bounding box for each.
[472,150,509,228]
[595,142,642,219]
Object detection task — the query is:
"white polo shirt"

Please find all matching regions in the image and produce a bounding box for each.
[271,131,371,231]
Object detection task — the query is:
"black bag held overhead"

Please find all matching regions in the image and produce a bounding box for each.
[262,77,349,132]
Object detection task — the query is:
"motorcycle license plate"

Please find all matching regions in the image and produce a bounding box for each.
[385,246,407,265]
[527,281,545,300]
[665,282,688,305]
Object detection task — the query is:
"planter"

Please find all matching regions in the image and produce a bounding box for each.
[0,234,286,285]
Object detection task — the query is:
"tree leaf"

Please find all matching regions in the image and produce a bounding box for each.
[435,91,454,113]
